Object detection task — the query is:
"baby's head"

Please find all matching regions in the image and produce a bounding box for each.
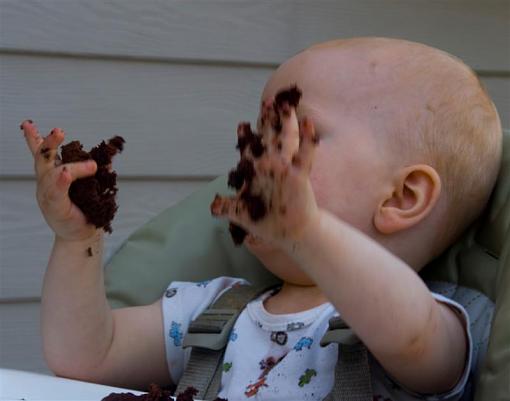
[246,37,502,282]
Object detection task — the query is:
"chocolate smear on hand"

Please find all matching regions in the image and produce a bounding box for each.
[219,84,304,245]
[236,122,265,158]
[61,136,125,233]
[227,158,255,191]
[274,85,302,109]
[229,222,248,245]
[240,190,267,222]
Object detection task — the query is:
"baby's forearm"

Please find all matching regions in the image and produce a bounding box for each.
[41,231,114,379]
[290,210,436,360]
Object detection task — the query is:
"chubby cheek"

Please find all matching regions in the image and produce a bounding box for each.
[308,149,376,235]
[309,149,340,212]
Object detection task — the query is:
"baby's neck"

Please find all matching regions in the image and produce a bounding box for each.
[263,281,329,315]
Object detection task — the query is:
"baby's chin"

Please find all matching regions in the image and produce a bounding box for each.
[244,234,315,286]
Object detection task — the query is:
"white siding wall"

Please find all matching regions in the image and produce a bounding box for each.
[1,0,509,374]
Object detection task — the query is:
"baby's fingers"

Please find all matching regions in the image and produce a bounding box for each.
[279,104,300,162]
[211,194,252,229]
[20,120,43,156]
[41,160,97,206]
[20,120,66,178]
[37,128,65,166]
[292,117,319,174]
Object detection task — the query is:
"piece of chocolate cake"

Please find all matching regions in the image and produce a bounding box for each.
[101,384,227,401]
[60,135,125,233]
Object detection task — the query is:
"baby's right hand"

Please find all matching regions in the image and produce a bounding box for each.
[20,120,100,242]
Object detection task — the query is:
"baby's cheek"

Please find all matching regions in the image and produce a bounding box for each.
[309,170,333,210]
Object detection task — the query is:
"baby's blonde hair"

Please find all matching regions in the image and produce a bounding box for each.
[395,45,503,251]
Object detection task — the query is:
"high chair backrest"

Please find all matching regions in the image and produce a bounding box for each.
[105,130,510,400]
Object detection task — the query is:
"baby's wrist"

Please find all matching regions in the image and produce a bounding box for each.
[54,229,103,251]
[280,208,323,255]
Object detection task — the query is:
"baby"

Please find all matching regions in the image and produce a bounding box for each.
[20,37,502,400]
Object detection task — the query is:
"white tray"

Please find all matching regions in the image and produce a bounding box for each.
[0,368,146,401]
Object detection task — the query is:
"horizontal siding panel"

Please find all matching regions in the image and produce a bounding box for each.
[484,77,510,129]
[0,302,50,374]
[1,54,271,176]
[0,179,208,300]
[2,54,509,177]
[1,0,509,71]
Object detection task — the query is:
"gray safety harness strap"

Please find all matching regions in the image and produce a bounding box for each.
[321,316,373,401]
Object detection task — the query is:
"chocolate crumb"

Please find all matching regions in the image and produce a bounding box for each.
[86,247,93,257]
[236,122,253,154]
[101,392,141,401]
[227,158,255,191]
[271,107,283,133]
[40,147,50,160]
[176,386,198,401]
[274,85,302,109]
[20,119,33,130]
[101,383,176,401]
[250,134,265,158]
[229,222,247,246]
[291,155,301,167]
[227,168,244,191]
[240,190,266,221]
[236,123,265,159]
[60,136,125,233]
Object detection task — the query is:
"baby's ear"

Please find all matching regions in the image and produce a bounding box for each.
[373,165,441,234]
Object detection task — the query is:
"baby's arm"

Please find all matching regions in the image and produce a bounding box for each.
[211,102,467,394]
[21,121,171,390]
[293,210,467,393]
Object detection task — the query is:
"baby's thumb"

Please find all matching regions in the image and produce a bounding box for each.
[55,160,97,194]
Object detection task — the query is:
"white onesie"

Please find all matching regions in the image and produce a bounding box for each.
[162,277,480,400]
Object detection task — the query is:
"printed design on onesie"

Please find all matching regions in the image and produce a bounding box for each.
[287,321,305,331]
[165,288,177,298]
[245,355,286,398]
[223,362,233,373]
[298,368,317,387]
[169,321,183,346]
[270,331,288,346]
[293,336,313,351]
[229,327,238,342]
[196,280,212,288]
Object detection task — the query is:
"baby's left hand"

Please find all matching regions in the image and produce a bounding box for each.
[211,88,320,248]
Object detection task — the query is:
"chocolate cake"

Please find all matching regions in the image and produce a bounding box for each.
[220,85,303,245]
[101,384,227,401]
[60,136,125,233]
